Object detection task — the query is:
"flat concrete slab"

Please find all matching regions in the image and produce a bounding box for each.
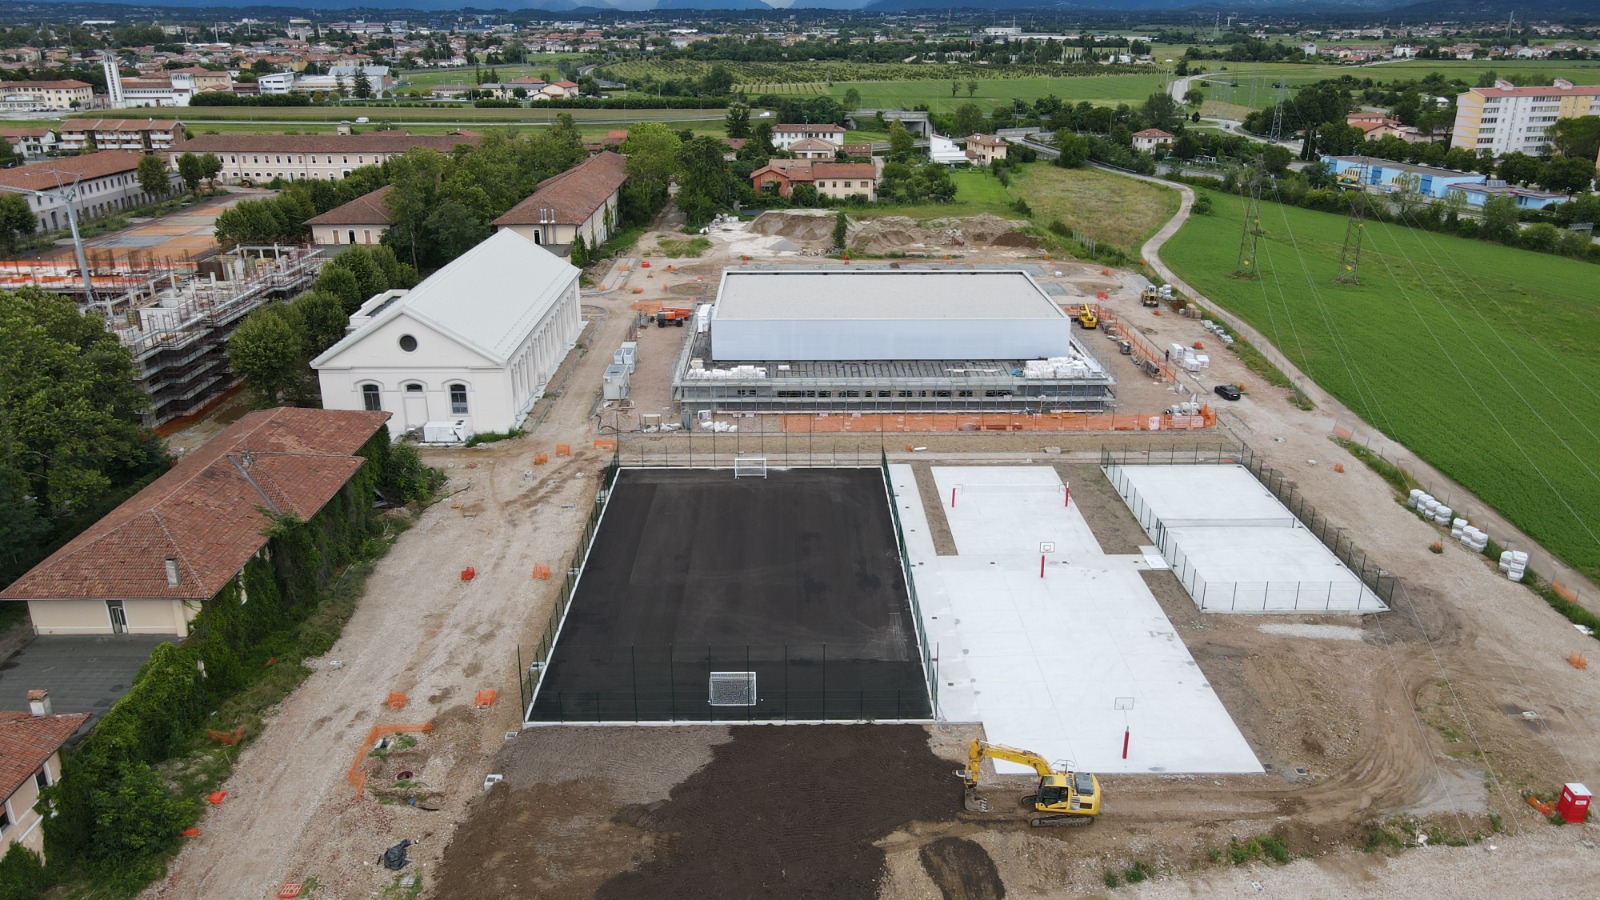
[1104,464,1386,613]
[891,465,1261,775]
[0,635,167,720]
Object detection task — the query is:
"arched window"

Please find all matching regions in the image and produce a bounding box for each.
[361,383,382,412]
[449,383,469,415]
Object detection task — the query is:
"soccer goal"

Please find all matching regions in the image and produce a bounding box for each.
[733,457,768,478]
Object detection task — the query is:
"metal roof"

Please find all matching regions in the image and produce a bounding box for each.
[713,269,1067,322]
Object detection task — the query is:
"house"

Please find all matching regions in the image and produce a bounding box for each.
[1321,155,1485,198]
[0,409,390,636]
[1,696,90,860]
[0,79,93,111]
[927,133,969,166]
[313,230,582,438]
[493,151,627,252]
[538,80,580,101]
[749,159,877,201]
[841,142,874,158]
[166,132,480,184]
[789,137,839,160]
[772,123,846,151]
[1132,128,1175,152]
[0,126,56,161]
[57,118,186,153]
[307,184,395,246]
[964,133,1008,166]
[0,151,178,233]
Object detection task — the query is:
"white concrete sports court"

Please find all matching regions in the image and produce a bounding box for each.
[888,465,1261,775]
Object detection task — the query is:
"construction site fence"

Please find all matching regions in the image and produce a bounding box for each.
[882,449,938,711]
[517,451,622,716]
[1101,444,1401,610]
[771,411,1214,433]
[1331,419,1588,608]
[524,643,933,724]
[1158,536,1386,613]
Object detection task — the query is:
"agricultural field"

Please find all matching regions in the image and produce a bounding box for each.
[734,82,827,95]
[392,58,587,90]
[1162,190,1600,583]
[830,73,1172,112]
[111,105,727,125]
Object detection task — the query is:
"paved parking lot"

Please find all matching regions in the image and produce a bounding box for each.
[0,635,167,718]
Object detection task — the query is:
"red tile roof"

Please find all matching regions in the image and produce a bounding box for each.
[306,184,394,226]
[1133,128,1175,139]
[1,408,389,604]
[812,162,877,180]
[5,79,91,90]
[62,118,184,133]
[174,132,480,156]
[0,711,90,801]
[966,133,1007,147]
[0,151,145,193]
[493,151,627,227]
[775,124,845,133]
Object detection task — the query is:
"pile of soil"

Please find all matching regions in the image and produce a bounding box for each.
[749,211,839,244]
[848,214,1033,255]
[991,232,1041,249]
[597,726,958,899]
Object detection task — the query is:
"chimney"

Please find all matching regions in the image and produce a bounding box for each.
[165,557,180,586]
[28,689,51,717]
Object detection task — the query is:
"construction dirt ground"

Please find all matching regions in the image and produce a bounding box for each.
[142,210,1600,900]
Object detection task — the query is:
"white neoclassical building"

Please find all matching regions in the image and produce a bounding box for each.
[313,230,583,438]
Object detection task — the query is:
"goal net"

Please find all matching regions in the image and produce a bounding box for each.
[733,457,768,478]
[709,672,757,706]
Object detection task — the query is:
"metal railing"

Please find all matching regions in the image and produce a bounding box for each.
[882,449,938,713]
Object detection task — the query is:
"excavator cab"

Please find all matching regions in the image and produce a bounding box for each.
[959,739,1101,827]
[1036,771,1100,817]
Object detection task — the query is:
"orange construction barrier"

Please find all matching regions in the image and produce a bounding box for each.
[777,409,1217,435]
[594,439,616,450]
[641,261,650,268]
[348,723,434,798]
[461,567,476,582]
[1571,653,1588,670]
[206,791,228,805]
[1333,463,1345,473]
[1529,795,1557,817]
[207,727,245,746]
[277,885,304,899]
[181,827,203,838]
[532,564,552,580]
[533,453,549,465]
[475,689,498,708]
[386,692,407,709]
[556,444,572,456]
[1553,580,1578,603]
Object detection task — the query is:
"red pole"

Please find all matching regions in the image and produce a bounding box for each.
[950,487,956,508]
[1040,555,1046,578]
[1122,727,1130,760]
[1064,486,1070,508]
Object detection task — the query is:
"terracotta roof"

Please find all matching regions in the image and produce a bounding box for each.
[1133,129,1175,139]
[174,132,480,156]
[813,162,876,180]
[751,161,815,183]
[493,151,627,227]
[775,123,845,133]
[0,711,90,801]
[0,151,145,193]
[3,79,91,90]
[0,127,52,138]
[789,138,839,152]
[306,184,394,226]
[1,408,389,604]
[552,80,578,88]
[966,133,1007,147]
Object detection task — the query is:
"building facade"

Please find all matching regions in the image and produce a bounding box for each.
[1321,155,1486,198]
[166,132,479,184]
[314,230,583,438]
[1,703,89,860]
[58,118,186,153]
[772,123,846,151]
[0,80,92,111]
[307,184,395,246]
[492,151,626,252]
[1132,128,1175,152]
[0,127,56,161]
[965,133,1009,166]
[0,151,179,232]
[1451,78,1600,156]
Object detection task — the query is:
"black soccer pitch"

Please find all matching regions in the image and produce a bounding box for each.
[528,467,932,722]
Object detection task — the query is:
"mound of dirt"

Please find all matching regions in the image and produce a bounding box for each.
[749,210,838,244]
[919,837,1005,900]
[849,214,1034,254]
[991,232,1041,249]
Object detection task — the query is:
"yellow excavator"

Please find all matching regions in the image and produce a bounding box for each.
[957,739,1101,827]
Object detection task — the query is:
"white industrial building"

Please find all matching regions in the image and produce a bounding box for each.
[674,268,1114,413]
[313,230,583,438]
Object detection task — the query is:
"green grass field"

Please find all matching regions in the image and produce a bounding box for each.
[831,73,1172,113]
[83,105,726,125]
[1163,191,1600,582]
[392,58,587,90]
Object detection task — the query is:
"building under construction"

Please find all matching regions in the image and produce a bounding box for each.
[671,268,1116,415]
[7,246,323,427]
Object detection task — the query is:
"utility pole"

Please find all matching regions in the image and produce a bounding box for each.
[0,175,96,307]
[1333,184,1366,284]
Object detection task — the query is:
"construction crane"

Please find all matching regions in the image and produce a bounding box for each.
[956,739,1101,827]
[0,174,98,307]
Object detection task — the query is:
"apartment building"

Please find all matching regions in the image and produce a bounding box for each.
[0,151,178,232]
[168,132,479,184]
[58,118,186,153]
[1451,78,1600,156]
[0,79,93,111]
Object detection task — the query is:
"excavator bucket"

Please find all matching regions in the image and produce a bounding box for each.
[963,786,990,813]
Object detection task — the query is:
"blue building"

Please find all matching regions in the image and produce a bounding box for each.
[1448,181,1570,210]
[1320,155,1486,199]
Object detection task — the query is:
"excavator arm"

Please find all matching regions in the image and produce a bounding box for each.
[960,739,1055,787]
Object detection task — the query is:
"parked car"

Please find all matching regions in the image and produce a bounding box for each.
[1213,384,1242,401]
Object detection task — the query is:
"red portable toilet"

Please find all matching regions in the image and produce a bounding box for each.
[1557,783,1591,824]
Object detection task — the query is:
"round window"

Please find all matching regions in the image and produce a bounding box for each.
[399,334,418,352]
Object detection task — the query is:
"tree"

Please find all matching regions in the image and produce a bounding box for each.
[176,151,203,194]
[1480,196,1519,242]
[832,211,848,250]
[1173,132,1202,160]
[951,80,959,98]
[86,760,190,871]
[966,80,978,98]
[136,154,171,199]
[1183,88,1204,107]
[887,119,916,162]
[1055,132,1090,168]
[0,843,51,900]
[352,68,372,99]
[725,104,751,139]
[700,63,734,96]
[571,234,589,267]
[335,73,349,98]
[228,305,308,406]
[294,290,349,356]
[1539,156,1596,195]
[199,152,222,189]
[0,194,35,255]
[1140,91,1181,132]
[1496,152,1543,186]
[951,103,986,139]
[1261,144,1293,176]
[842,87,861,112]
[1549,115,1600,163]
[675,136,740,228]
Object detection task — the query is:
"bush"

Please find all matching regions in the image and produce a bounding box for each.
[0,844,51,900]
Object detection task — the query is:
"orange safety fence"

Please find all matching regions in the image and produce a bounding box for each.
[532,564,552,580]
[778,410,1216,434]
[594,439,616,450]
[533,453,549,465]
[207,727,245,746]
[556,444,572,457]
[1332,423,1355,441]
[1570,653,1588,671]
[1528,794,1557,817]
[460,566,476,582]
[348,723,434,798]
[1553,580,1578,603]
[386,692,407,709]
[475,689,498,708]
